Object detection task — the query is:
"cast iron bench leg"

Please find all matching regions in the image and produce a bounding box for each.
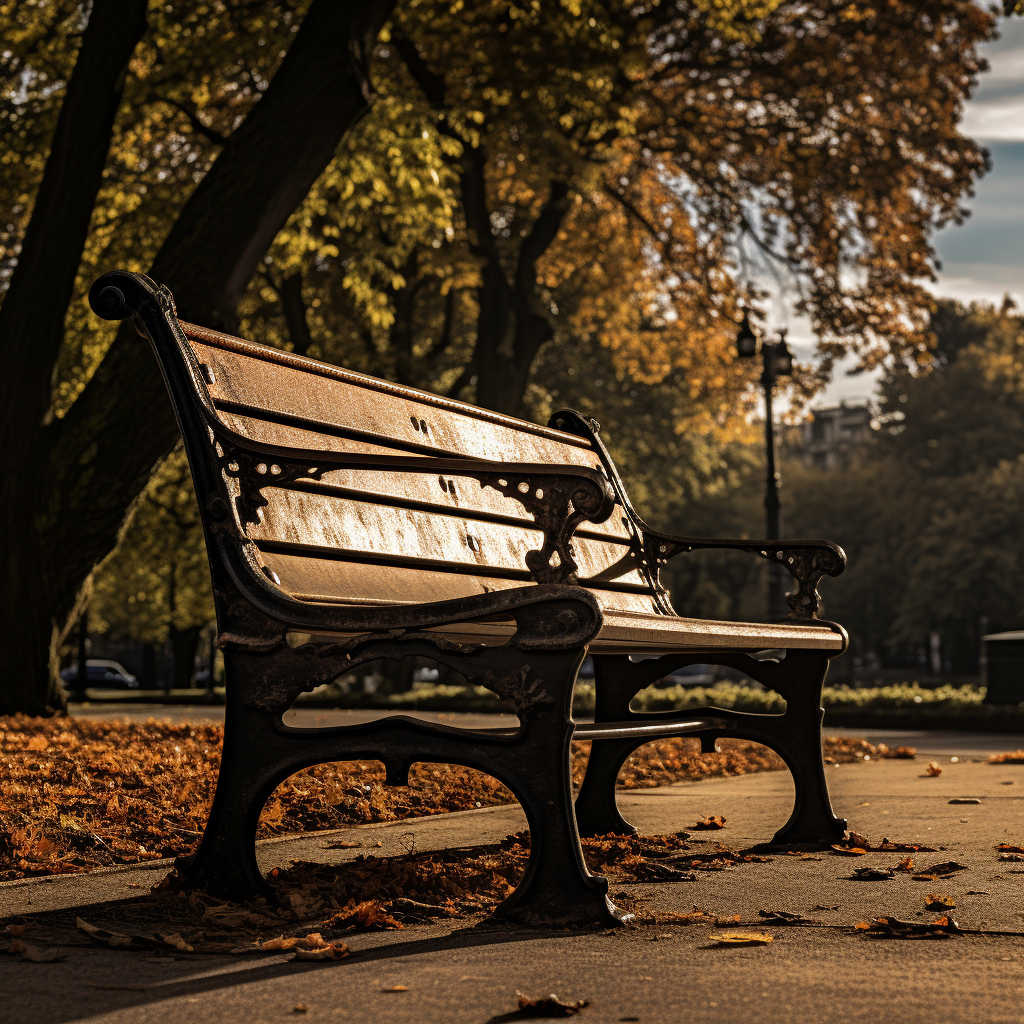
[574,650,847,845]
[758,650,848,845]
[176,700,285,900]
[574,655,639,837]
[180,643,627,926]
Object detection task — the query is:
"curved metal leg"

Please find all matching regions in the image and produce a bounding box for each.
[573,736,639,837]
[176,701,284,900]
[575,649,848,846]
[181,641,628,926]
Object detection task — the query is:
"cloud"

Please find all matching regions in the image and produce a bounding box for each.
[960,18,1024,141]
[934,142,1024,305]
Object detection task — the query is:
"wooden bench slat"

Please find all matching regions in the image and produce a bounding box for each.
[191,338,606,469]
[423,612,842,652]
[288,611,841,652]
[215,411,632,542]
[183,322,596,450]
[262,551,661,613]
[250,488,646,585]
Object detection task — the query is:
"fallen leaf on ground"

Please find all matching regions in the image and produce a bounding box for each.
[849,867,895,881]
[919,862,968,877]
[948,798,981,805]
[690,816,726,830]
[831,846,868,856]
[382,985,409,992]
[389,898,458,919]
[298,942,349,961]
[811,905,840,912]
[997,844,1024,854]
[77,918,166,950]
[989,751,1024,764]
[0,716,892,882]
[326,900,403,931]
[711,932,774,947]
[515,992,588,1016]
[757,910,812,925]
[154,932,193,953]
[293,1007,307,1014]
[323,841,361,849]
[926,895,956,911]
[8,940,65,963]
[5,923,27,936]
[925,763,943,777]
[831,834,935,854]
[894,857,915,873]
[858,916,961,939]
[259,933,331,952]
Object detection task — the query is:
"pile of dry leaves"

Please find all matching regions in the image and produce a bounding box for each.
[6,830,777,960]
[0,715,912,881]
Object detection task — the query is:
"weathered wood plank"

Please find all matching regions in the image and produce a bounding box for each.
[217,410,632,542]
[262,551,661,614]
[190,338,604,467]
[250,488,650,587]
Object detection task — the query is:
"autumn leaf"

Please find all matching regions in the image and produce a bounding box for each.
[711,932,774,947]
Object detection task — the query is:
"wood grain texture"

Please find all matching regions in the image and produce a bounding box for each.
[216,410,631,542]
[189,336,601,466]
[262,552,660,614]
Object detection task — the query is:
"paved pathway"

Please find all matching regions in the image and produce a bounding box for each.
[4,736,1024,1023]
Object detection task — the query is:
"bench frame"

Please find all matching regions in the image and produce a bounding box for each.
[90,271,849,927]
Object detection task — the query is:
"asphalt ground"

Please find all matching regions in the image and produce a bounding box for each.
[5,731,1024,1023]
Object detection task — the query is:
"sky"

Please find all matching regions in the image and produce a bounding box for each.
[790,15,1024,408]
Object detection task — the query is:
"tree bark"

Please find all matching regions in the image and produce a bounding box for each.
[0,0,396,715]
[280,271,315,357]
[393,31,569,415]
[170,624,202,690]
[464,153,569,415]
[0,0,147,715]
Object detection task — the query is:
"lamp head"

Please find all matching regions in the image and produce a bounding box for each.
[773,331,794,376]
[735,311,758,359]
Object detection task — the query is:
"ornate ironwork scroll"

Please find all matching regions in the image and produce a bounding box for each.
[644,533,845,621]
[214,442,326,529]
[475,469,613,586]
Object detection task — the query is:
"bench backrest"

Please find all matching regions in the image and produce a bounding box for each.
[175,321,666,617]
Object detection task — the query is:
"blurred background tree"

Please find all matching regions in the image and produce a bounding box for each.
[0,0,999,711]
[89,450,214,690]
[670,298,1024,680]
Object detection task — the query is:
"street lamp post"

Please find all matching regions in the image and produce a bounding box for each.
[736,313,794,619]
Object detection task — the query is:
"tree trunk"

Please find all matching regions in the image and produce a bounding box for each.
[0,0,396,715]
[461,151,569,415]
[0,0,147,716]
[280,272,315,357]
[170,624,203,690]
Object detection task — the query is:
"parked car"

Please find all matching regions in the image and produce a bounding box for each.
[61,659,140,694]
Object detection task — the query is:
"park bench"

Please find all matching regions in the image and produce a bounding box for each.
[89,270,850,927]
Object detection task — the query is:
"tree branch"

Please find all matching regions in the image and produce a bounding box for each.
[0,0,148,434]
[158,95,230,146]
[279,270,315,357]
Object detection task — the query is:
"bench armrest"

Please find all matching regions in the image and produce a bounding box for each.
[641,526,846,621]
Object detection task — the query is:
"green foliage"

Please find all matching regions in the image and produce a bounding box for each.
[89,449,213,644]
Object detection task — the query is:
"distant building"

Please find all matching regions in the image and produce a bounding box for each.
[795,402,872,470]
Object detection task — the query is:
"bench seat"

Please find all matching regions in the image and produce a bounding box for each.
[291,609,843,654]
